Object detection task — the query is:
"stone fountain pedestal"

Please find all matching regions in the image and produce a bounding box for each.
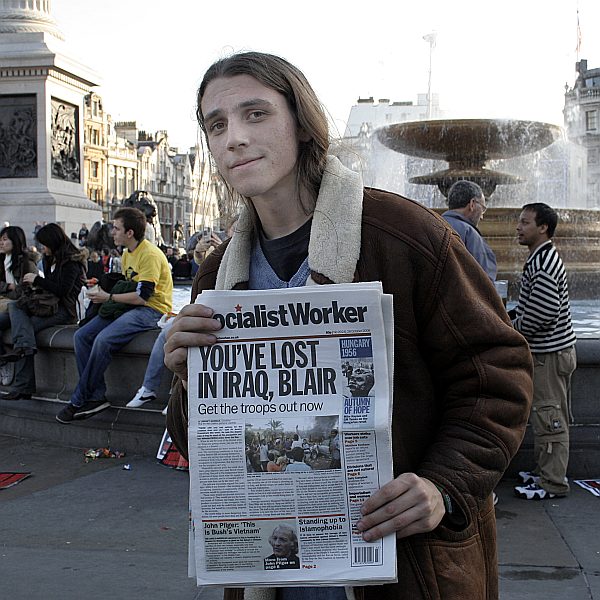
[0,0,101,238]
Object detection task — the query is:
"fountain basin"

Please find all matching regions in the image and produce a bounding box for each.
[377,119,563,162]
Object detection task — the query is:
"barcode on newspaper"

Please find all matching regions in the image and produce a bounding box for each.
[353,546,379,564]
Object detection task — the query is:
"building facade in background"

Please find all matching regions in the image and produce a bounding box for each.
[81,104,222,245]
[564,59,600,208]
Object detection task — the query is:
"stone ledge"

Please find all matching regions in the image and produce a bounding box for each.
[576,338,600,364]
[1,325,172,405]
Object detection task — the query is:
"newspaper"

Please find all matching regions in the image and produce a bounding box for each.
[187,282,396,587]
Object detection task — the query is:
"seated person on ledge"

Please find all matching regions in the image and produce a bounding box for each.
[56,207,172,424]
[0,223,86,401]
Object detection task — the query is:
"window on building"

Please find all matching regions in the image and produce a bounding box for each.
[117,167,125,198]
[585,110,597,131]
[91,161,99,178]
[585,76,600,88]
[92,129,100,145]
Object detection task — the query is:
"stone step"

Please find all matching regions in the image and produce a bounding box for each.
[0,395,166,456]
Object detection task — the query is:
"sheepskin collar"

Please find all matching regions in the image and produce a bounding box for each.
[215,156,363,290]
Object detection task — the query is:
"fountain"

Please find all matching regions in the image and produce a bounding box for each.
[375,118,600,300]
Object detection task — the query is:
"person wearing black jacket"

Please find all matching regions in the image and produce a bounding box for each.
[0,223,86,400]
[0,226,39,358]
[86,250,105,281]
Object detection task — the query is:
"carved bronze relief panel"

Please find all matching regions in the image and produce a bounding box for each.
[51,97,80,182]
[0,94,37,178]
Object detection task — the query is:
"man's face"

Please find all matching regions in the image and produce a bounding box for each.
[517,209,547,249]
[348,368,374,396]
[270,528,294,558]
[470,194,487,227]
[112,218,129,247]
[201,74,306,206]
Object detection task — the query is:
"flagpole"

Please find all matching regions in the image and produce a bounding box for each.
[575,5,581,61]
[423,32,437,119]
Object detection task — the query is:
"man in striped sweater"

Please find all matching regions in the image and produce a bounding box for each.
[510,203,577,500]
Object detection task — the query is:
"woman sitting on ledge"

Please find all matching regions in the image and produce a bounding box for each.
[0,223,86,401]
[0,224,38,329]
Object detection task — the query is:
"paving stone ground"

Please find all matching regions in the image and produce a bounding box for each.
[1,435,599,599]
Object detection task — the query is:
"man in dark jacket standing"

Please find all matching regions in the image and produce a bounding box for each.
[163,52,532,600]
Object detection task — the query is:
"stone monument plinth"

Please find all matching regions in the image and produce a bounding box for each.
[0,0,101,238]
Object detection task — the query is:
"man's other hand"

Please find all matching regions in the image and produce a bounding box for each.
[356,473,445,540]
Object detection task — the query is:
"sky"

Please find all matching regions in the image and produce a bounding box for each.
[51,0,600,152]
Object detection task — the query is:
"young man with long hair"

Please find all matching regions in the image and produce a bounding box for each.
[163,52,533,599]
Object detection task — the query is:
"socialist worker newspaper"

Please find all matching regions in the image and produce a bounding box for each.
[187,282,396,587]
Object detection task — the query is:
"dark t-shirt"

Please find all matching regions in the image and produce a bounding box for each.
[258,218,311,282]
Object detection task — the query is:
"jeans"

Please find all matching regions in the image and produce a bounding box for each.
[8,301,75,350]
[70,306,161,407]
[5,302,76,393]
[142,320,173,393]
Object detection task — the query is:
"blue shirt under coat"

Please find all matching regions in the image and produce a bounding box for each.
[442,210,497,282]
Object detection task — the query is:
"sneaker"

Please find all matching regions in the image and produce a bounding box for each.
[126,386,157,408]
[56,400,111,423]
[56,404,78,424]
[518,470,540,485]
[514,483,556,500]
[76,399,111,419]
